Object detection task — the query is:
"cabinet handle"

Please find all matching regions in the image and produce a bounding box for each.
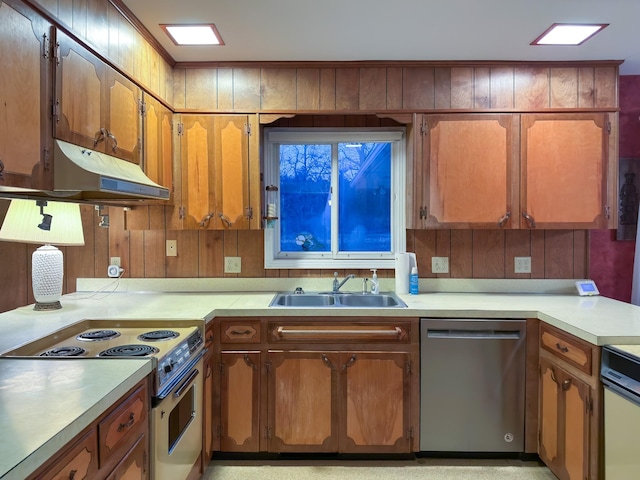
[342,354,357,371]
[106,130,118,153]
[321,354,334,370]
[522,211,536,228]
[199,212,215,228]
[243,354,257,370]
[549,366,558,384]
[230,329,253,336]
[555,342,569,353]
[497,211,511,227]
[69,469,77,480]
[218,213,233,228]
[93,127,108,147]
[561,378,572,391]
[117,412,135,432]
[0,158,4,178]
[275,326,404,338]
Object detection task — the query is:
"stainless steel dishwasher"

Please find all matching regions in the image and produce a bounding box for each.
[420,318,526,452]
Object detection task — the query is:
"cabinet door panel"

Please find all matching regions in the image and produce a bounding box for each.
[0,0,51,189]
[521,113,609,229]
[220,351,260,451]
[107,68,141,164]
[341,352,410,452]
[55,29,105,151]
[420,114,518,228]
[268,351,338,452]
[563,377,589,480]
[539,358,560,470]
[143,94,173,191]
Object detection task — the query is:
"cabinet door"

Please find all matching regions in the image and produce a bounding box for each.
[0,0,52,190]
[177,114,256,230]
[34,429,98,480]
[267,350,338,452]
[220,351,261,452]
[106,68,141,164]
[142,93,173,192]
[202,349,215,462]
[521,113,610,229]
[54,29,105,153]
[417,114,519,228]
[105,434,148,480]
[539,357,590,480]
[339,351,411,453]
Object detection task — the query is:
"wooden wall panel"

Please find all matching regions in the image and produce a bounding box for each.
[594,66,618,108]
[578,67,595,108]
[198,230,224,277]
[474,67,491,109]
[550,67,578,109]
[86,0,107,56]
[403,67,434,110]
[261,68,297,110]
[359,68,387,111]
[186,68,217,110]
[472,230,505,278]
[515,67,549,110]
[450,67,473,110]
[450,230,473,277]
[71,0,87,39]
[218,68,234,110]
[434,67,451,109]
[530,230,546,279]
[544,230,575,278]
[296,68,320,110]
[386,67,403,110]
[166,230,198,277]
[233,68,261,110]
[490,67,514,109]
[319,68,336,110]
[335,68,359,110]
[505,230,532,279]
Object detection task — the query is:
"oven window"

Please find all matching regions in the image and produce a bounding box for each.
[168,383,195,453]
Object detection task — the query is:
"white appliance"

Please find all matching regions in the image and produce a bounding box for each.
[601,344,640,479]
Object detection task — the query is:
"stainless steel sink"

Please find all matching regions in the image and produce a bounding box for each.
[269,292,407,308]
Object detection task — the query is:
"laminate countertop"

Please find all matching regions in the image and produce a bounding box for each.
[2,278,640,478]
[0,357,152,480]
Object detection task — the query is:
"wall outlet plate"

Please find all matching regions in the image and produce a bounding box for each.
[166,240,177,257]
[514,256,532,274]
[432,257,449,274]
[224,256,242,273]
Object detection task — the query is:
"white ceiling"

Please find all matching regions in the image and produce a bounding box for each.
[121,0,640,75]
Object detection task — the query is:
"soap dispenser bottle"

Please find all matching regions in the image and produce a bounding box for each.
[409,266,419,295]
[370,269,379,294]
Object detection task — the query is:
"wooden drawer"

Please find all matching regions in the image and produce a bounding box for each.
[105,434,147,480]
[221,319,261,343]
[268,321,411,343]
[35,429,98,480]
[540,324,592,375]
[98,384,147,466]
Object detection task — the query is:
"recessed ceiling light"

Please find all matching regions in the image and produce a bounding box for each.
[531,23,608,46]
[160,24,224,46]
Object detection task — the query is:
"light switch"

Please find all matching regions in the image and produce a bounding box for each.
[166,240,177,257]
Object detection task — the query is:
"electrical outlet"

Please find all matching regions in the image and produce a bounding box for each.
[224,256,242,273]
[432,256,449,274]
[514,256,532,274]
[110,257,121,267]
[166,240,177,257]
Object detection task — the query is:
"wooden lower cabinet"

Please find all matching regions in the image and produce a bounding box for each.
[213,317,418,455]
[28,378,150,480]
[267,350,411,453]
[202,348,215,463]
[538,324,601,480]
[220,351,262,451]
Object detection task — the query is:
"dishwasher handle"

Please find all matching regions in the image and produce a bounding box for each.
[426,329,521,340]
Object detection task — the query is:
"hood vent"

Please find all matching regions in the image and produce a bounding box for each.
[48,140,170,201]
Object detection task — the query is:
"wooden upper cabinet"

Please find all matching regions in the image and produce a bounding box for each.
[416,114,519,228]
[54,29,141,164]
[521,113,610,229]
[0,0,52,191]
[142,93,173,193]
[175,114,260,230]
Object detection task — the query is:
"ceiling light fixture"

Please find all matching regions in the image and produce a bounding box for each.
[531,23,608,46]
[160,24,224,46]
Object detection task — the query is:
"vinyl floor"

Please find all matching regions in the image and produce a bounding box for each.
[202,457,557,480]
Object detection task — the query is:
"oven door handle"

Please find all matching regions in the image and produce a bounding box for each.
[174,367,199,398]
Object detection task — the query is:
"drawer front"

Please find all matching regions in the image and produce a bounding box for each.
[221,319,261,343]
[36,429,98,480]
[99,384,147,466]
[269,322,411,343]
[540,324,592,375]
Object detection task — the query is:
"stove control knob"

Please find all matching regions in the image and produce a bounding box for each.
[163,361,175,373]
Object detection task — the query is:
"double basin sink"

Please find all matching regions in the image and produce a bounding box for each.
[269,291,407,308]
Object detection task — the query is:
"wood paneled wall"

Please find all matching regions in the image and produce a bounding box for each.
[173,64,618,113]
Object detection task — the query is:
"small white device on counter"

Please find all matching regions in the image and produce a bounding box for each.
[395,252,417,294]
[107,265,124,278]
[575,280,599,296]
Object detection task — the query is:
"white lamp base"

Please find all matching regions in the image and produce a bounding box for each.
[32,244,63,310]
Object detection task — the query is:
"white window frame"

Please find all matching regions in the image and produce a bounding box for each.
[263,127,406,269]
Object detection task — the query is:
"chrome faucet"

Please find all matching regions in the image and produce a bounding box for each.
[333,272,355,293]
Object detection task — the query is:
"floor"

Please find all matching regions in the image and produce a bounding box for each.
[203,457,557,480]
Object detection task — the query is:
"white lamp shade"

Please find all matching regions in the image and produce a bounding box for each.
[0,199,85,246]
[0,199,85,310]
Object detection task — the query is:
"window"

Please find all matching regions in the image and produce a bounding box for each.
[264,127,406,269]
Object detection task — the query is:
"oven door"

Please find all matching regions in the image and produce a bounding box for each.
[151,355,204,480]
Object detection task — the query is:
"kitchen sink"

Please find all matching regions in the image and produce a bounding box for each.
[269,292,407,308]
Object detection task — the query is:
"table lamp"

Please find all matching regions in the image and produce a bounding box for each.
[0,199,85,310]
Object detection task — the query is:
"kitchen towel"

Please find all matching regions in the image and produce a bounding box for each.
[395,252,416,294]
